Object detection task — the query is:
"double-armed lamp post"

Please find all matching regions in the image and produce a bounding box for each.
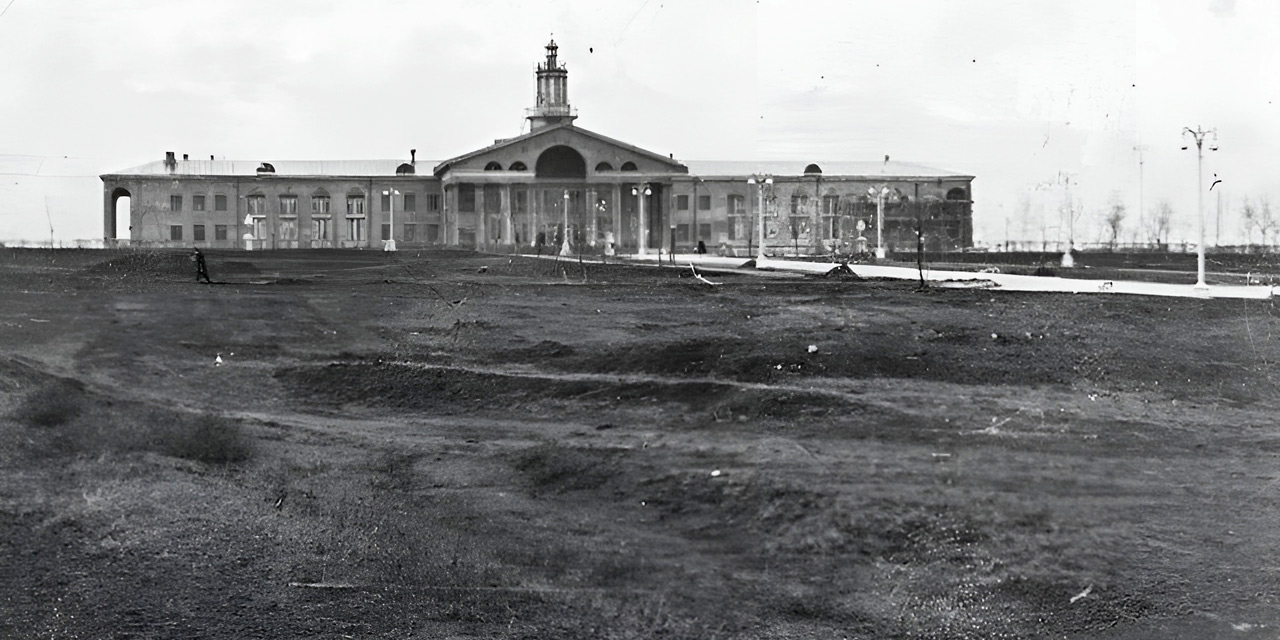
[1181,126,1217,290]
[867,186,890,259]
[747,175,772,261]
[631,184,651,255]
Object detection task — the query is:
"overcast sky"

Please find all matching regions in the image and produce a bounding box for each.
[1,0,1276,246]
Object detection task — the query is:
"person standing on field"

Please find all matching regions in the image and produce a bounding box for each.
[192,248,212,284]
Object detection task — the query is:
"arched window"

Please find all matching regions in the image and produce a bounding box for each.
[535,146,587,179]
[803,163,822,175]
[256,162,275,174]
[509,161,528,171]
[946,187,968,201]
[595,162,614,172]
[620,161,638,172]
[484,161,503,171]
[396,163,415,175]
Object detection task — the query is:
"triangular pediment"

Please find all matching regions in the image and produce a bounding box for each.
[433,124,687,178]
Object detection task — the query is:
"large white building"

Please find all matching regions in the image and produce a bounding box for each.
[102,40,974,255]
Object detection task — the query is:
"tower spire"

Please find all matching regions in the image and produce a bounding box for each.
[527,37,576,130]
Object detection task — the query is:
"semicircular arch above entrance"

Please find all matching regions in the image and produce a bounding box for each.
[534,145,587,179]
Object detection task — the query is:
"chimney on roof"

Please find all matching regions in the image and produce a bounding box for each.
[182,153,189,161]
[410,149,416,166]
[210,155,214,161]
[164,151,176,172]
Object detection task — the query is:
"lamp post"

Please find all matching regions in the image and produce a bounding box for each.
[382,189,399,251]
[631,184,651,255]
[560,189,572,256]
[747,175,773,261]
[868,186,890,259]
[1181,126,1217,290]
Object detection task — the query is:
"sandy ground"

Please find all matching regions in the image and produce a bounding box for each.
[2,247,1280,639]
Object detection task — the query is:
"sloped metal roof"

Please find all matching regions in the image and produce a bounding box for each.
[103,159,435,178]
[681,160,972,179]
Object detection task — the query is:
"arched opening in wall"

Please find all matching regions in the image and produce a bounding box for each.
[620,161,638,172]
[803,163,822,175]
[535,145,586,179]
[396,163,415,175]
[509,161,527,171]
[484,161,503,171]
[595,162,614,172]
[111,187,131,241]
[946,187,968,201]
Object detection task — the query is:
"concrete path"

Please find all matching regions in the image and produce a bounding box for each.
[618,252,1275,300]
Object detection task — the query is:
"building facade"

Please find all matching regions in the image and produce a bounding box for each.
[102,40,974,255]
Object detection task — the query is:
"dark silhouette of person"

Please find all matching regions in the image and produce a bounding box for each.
[696,240,707,255]
[192,248,212,283]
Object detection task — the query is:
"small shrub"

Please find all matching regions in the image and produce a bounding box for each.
[12,380,85,427]
[150,413,254,464]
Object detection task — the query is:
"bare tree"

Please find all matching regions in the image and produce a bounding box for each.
[1239,196,1278,251]
[1259,196,1276,251]
[1105,192,1126,250]
[1145,199,1172,248]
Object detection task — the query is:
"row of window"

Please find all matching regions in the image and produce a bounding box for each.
[169,195,230,212]
[169,193,442,214]
[168,222,442,242]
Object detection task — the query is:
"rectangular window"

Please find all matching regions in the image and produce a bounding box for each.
[513,191,527,214]
[170,225,183,241]
[381,223,391,241]
[698,195,711,211]
[427,194,441,211]
[823,195,839,215]
[790,195,809,215]
[312,218,329,240]
[698,223,711,240]
[279,196,298,215]
[214,195,227,211]
[170,195,182,211]
[215,225,227,240]
[676,224,690,243]
[347,217,365,241]
[347,196,365,216]
[192,195,205,211]
[403,193,416,212]
[404,223,416,242]
[381,192,392,212]
[729,195,745,215]
[247,196,265,215]
[459,185,476,212]
[311,196,330,214]
[193,224,205,241]
[676,195,689,211]
[426,224,440,242]
[280,219,298,241]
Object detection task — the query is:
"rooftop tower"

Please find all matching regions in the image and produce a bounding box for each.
[526,38,577,131]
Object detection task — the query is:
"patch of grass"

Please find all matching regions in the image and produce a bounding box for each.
[147,412,254,464]
[11,379,85,427]
[510,442,618,492]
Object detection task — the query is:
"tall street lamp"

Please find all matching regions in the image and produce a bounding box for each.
[560,189,572,256]
[1181,126,1217,290]
[747,175,772,261]
[868,186,890,259]
[631,184,651,255]
[382,189,399,251]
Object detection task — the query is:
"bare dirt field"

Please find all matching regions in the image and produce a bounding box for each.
[2,247,1279,639]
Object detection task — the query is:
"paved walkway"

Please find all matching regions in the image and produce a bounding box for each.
[614,252,1274,300]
